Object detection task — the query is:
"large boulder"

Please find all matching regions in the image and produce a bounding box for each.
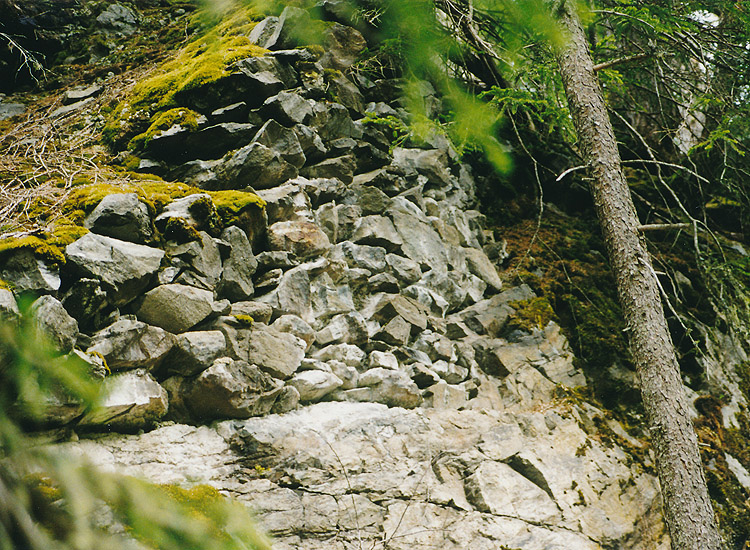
[65,234,164,307]
[0,250,60,294]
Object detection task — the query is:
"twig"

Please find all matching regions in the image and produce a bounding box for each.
[593,53,649,72]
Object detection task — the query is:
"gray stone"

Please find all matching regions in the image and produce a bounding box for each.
[230,301,273,324]
[368,351,399,371]
[351,215,403,252]
[341,184,392,215]
[343,368,422,408]
[65,234,164,307]
[392,147,452,186]
[316,311,368,346]
[63,84,104,105]
[403,284,450,317]
[315,203,361,243]
[320,23,367,70]
[0,288,19,318]
[87,318,175,371]
[294,124,328,162]
[81,369,168,430]
[259,266,313,322]
[441,207,479,248]
[97,4,138,35]
[137,284,215,333]
[386,254,422,285]
[248,16,280,48]
[463,247,502,292]
[368,272,400,294]
[258,183,313,224]
[458,284,535,337]
[159,330,226,377]
[154,193,211,233]
[261,91,314,127]
[418,269,468,313]
[245,325,306,379]
[252,119,306,168]
[329,241,386,272]
[185,358,283,420]
[271,385,300,414]
[373,315,412,346]
[472,339,512,378]
[328,360,358,390]
[422,380,469,409]
[310,274,355,320]
[31,295,79,354]
[166,232,223,290]
[413,330,455,363]
[409,362,441,389]
[313,343,366,369]
[0,250,60,294]
[390,205,448,272]
[288,370,343,402]
[272,315,315,351]
[325,72,365,113]
[301,155,357,184]
[0,100,25,120]
[84,193,153,244]
[219,142,297,190]
[218,226,257,301]
[267,220,331,259]
[370,294,428,332]
[210,102,249,123]
[183,123,259,160]
[464,461,561,523]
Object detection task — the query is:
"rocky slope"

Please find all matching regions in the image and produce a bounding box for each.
[2,2,750,549]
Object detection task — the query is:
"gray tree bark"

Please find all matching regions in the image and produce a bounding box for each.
[552,2,723,549]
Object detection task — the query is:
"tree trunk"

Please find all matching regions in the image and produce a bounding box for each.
[552,3,723,549]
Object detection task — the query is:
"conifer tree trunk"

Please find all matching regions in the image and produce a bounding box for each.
[552,2,723,548]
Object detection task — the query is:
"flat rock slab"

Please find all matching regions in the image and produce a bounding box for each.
[87,318,175,371]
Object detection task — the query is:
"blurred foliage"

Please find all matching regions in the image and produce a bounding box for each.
[0,304,272,550]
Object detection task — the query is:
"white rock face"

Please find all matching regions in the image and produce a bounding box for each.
[66,402,668,550]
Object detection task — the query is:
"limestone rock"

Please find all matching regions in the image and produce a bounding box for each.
[65,233,164,307]
[137,284,215,333]
[287,370,343,402]
[272,315,315,351]
[80,370,168,430]
[184,358,283,420]
[0,288,19,318]
[329,241,386,272]
[84,193,153,244]
[219,142,297,190]
[320,23,367,70]
[31,295,79,354]
[313,343,366,369]
[166,232,223,290]
[267,220,331,259]
[0,250,61,294]
[316,311,368,346]
[351,215,403,252]
[87,318,175,371]
[252,119,306,168]
[159,330,226,377]
[343,368,422,408]
[218,226,257,301]
[463,247,502,292]
[244,325,306,380]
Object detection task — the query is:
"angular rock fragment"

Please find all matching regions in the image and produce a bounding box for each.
[242,325,306,380]
[137,284,215,334]
[65,234,164,307]
[84,193,153,244]
[218,226,257,301]
[315,311,368,346]
[287,370,343,402]
[313,343,366,369]
[0,250,61,294]
[184,358,283,420]
[329,241,386,272]
[87,318,175,371]
[31,295,79,354]
[351,215,403,252]
[261,91,313,127]
[80,370,169,431]
[252,119,306,168]
[267,220,331,259]
[340,368,421,409]
[166,232,223,290]
[159,330,226,377]
[218,142,297,190]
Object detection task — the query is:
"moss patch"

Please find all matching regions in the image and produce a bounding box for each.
[0,235,67,266]
[103,7,268,149]
[208,189,266,227]
[128,107,201,152]
[507,296,555,333]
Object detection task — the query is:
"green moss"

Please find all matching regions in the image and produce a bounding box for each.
[163,217,201,244]
[0,235,66,266]
[232,314,254,327]
[508,296,555,332]
[103,7,268,149]
[128,107,201,152]
[306,44,325,60]
[208,189,266,227]
[187,194,223,236]
[362,112,410,150]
